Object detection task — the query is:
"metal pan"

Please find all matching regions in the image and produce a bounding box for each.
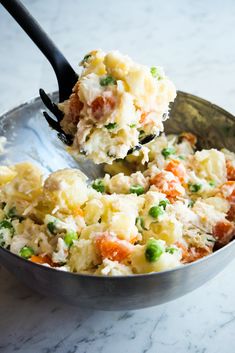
[0,91,234,310]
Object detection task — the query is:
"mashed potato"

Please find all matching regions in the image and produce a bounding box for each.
[1,131,235,276]
[59,50,176,164]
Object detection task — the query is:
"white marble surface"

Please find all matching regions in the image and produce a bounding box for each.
[0,0,235,352]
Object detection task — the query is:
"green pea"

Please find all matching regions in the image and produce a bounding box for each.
[188,183,202,193]
[148,205,164,219]
[92,179,105,193]
[64,231,78,247]
[161,147,176,159]
[0,220,13,229]
[130,185,145,196]
[105,123,117,130]
[100,75,117,86]
[145,239,163,262]
[0,220,14,236]
[20,246,34,259]
[158,199,170,210]
[47,221,57,235]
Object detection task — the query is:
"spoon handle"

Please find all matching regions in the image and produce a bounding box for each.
[1,0,77,101]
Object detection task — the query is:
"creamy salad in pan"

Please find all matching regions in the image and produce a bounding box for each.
[0,50,235,276]
[0,132,235,275]
[59,50,176,164]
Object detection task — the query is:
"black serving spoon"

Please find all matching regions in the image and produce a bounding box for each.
[1,0,156,152]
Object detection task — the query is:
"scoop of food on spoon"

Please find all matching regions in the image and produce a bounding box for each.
[1,0,176,165]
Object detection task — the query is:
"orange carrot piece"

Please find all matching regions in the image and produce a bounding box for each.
[221,181,235,203]
[165,159,187,183]
[91,96,115,120]
[179,132,197,147]
[150,172,184,198]
[95,233,133,262]
[227,204,235,221]
[30,255,53,266]
[213,220,235,246]
[226,160,235,181]
[176,242,211,263]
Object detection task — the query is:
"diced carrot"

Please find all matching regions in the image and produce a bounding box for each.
[91,96,115,120]
[179,132,197,147]
[140,112,148,124]
[165,159,187,183]
[105,96,116,110]
[175,242,188,259]
[220,181,235,221]
[68,91,83,125]
[91,96,105,119]
[221,181,235,203]
[150,171,184,198]
[212,220,235,246]
[226,160,235,181]
[176,242,211,263]
[184,247,211,263]
[227,204,235,221]
[95,233,133,262]
[30,255,53,266]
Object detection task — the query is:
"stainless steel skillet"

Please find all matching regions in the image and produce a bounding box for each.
[0,91,234,310]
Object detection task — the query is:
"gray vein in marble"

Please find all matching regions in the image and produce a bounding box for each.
[142,312,166,353]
